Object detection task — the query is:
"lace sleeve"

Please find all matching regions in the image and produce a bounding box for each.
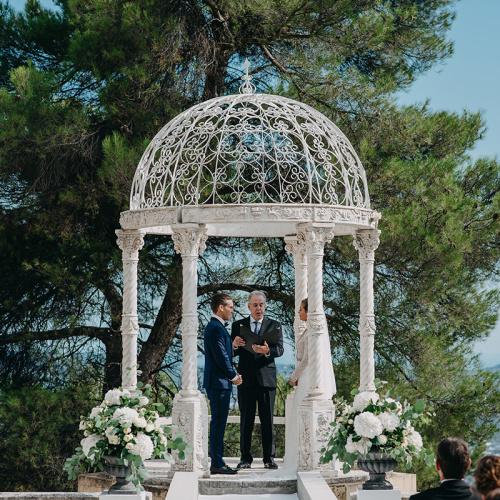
[290,334,309,383]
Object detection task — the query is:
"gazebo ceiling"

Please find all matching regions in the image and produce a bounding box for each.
[120,69,379,237]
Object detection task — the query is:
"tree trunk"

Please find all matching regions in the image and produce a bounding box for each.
[137,253,183,385]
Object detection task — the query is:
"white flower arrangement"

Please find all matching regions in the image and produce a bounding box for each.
[64,383,192,491]
[321,379,435,473]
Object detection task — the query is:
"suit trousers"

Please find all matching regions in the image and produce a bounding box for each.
[206,388,231,468]
[237,385,276,463]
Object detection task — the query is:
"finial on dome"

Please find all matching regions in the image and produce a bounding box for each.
[239,58,256,94]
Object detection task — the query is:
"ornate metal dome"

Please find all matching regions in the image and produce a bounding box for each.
[130,92,369,211]
[121,64,378,237]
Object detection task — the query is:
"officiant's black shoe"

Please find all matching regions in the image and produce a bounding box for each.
[210,465,238,475]
[237,460,251,469]
[264,458,278,469]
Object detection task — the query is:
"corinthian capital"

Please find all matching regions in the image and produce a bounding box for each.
[297,224,335,256]
[284,236,307,265]
[116,230,145,260]
[172,225,208,257]
[353,230,380,260]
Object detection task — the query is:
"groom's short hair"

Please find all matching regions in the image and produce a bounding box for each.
[437,436,470,479]
[211,293,232,313]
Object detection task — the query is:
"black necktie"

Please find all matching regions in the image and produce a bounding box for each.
[224,321,229,328]
[254,321,260,335]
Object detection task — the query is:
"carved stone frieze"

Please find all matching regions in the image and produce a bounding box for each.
[298,410,312,470]
[353,230,381,259]
[120,208,178,229]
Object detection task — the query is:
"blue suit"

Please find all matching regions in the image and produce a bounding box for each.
[203,316,237,468]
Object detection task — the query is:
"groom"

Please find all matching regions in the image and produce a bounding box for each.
[231,290,284,469]
[203,293,242,475]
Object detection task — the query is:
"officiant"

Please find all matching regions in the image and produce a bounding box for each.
[231,290,284,470]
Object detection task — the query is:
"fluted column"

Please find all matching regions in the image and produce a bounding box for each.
[172,225,208,395]
[116,230,145,391]
[353,230,380,393]
[283,236,308,460]
[170,224,209,475]
[297,224,334,399]
[284,236,308,348]
[295,223,336,474]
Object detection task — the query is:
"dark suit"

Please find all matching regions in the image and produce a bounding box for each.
[231,316,284,464]
[203,316,237,469]
[410,479,477,500]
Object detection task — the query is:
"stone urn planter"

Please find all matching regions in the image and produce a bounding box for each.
[357,449,398,490]
[103,455,138,492]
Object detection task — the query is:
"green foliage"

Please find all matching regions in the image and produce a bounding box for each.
[0,383,97,491]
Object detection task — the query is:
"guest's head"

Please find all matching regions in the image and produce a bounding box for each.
[248,290,266,321]
[474,455,500,498]
[299,298,308,322]
[436,437,471,480]
[485,489,500,500]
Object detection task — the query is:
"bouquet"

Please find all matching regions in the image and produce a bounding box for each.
[321,380,434,473]
[64,383,192,491]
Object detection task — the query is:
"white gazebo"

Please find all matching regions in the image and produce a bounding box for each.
[116,63,381,476]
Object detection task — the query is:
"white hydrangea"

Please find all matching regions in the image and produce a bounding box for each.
[345,435,358,454]
[129,432,155,460]
[139,396,149,406]
[90,406,103,419]
[353,392,379,412]
[134,416,147,428]
[82,434,102,458]
[113,407,140,425]
[105,388,131,406]
[378,412,400,432]
[354,412,383,439]
[404,429,423,451]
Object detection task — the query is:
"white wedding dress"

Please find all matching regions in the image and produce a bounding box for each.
[266,329,336,477]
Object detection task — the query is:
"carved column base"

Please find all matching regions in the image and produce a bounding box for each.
[171,391,209,477]
[297,398,337,475]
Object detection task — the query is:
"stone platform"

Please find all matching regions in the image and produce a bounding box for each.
[77,457,417,500]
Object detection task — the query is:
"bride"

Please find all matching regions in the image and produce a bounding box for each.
[283,298,336,470]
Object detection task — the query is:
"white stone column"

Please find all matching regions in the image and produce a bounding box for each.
[116,229,145,391]
[284,236,308,459]
[295,223,336,474]
[170,224,209,475]
[353,230,380,393]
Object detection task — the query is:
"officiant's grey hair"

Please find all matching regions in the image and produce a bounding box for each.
[248,290,266,303]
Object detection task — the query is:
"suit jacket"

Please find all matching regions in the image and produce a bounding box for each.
[410,479,476,500]
[203,317,237,390]
[231,316,284,388]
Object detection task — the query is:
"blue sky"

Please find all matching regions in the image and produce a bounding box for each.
[6,0,500,366]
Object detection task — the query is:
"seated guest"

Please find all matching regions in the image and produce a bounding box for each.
[474,456,500,499]
[410,436,477,499]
